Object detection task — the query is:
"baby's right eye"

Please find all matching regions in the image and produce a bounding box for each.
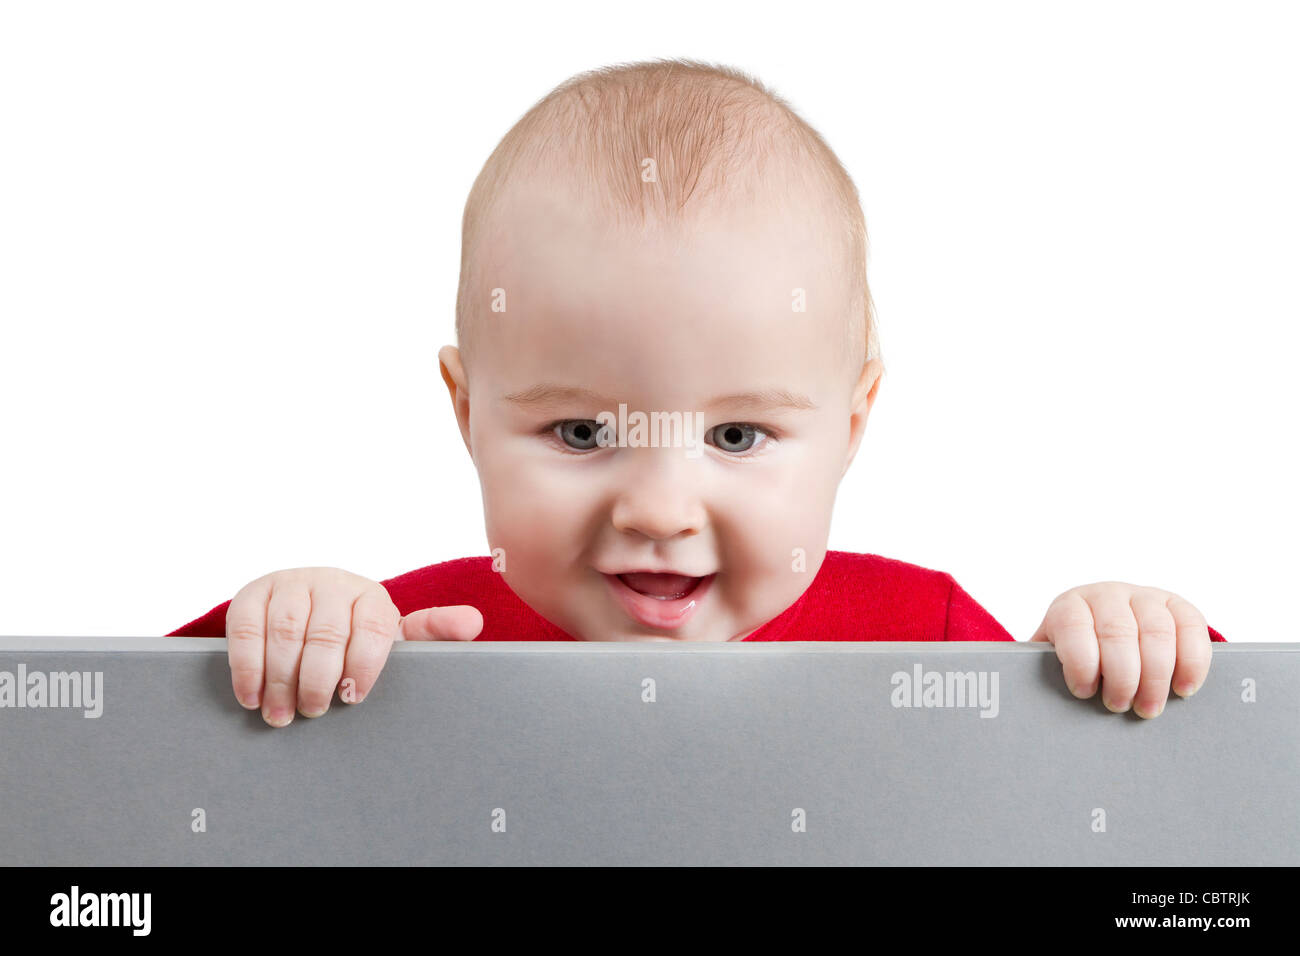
[553,419,605,451]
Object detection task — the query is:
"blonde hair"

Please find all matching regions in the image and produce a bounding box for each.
[455,58,880,374]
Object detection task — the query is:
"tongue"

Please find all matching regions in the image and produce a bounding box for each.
[619,572,700,600]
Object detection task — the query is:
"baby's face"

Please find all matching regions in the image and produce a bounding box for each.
[443,178,880,641]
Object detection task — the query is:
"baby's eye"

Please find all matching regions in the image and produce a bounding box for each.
[554,419,604,451]
[707,423,768,455]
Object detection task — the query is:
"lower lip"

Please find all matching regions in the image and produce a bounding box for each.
[603,572,715,631]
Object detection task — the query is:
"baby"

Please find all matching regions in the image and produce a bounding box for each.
[168,58,1225,726]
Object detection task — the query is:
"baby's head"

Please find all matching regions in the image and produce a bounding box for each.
[440,59,884,642]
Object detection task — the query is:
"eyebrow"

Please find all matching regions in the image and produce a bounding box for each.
[502,384,817,412]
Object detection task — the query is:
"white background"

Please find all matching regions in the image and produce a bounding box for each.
[1,0,1295,641]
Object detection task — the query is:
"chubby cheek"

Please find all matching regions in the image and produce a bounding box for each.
[480,477,613,638]
[477,443,593,586]
[713,451,838,627]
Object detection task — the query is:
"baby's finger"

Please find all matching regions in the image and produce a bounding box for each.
[1032,592,1100,698]
[400,605,484,642]
[295,584,359,719]
[1129,591,1177,719]
[261,582,311,727]
[1090,589,1142,713]
[338,589,401,705]
[1168,594,1212,698]
[226,578,272,710]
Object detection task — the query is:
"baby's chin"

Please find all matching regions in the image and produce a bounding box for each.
[575,615,756,643]
[586,632,732,643]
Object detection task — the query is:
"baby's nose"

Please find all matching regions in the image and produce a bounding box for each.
[609,455,707,540]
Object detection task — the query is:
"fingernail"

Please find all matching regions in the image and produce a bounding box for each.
[299,705,326,719]
[1134,701,1164,719]
[264,707,293,727]
[239,693,259,709]
[1175,681,1197,698]
[1103,696,1131,714]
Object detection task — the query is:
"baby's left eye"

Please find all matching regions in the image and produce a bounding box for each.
[707,423,768,454]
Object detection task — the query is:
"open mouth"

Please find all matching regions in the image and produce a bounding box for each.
[602,570,716,630]
[616,572,705,601]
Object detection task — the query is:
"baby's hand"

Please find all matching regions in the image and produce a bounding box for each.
[1029,582,1211,719]
[226,567,484,727]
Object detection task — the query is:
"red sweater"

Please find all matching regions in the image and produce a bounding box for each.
[167,550,1227,643]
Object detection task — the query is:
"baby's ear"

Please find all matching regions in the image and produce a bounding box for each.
[841,358,884,478]
[853,357,884,414]
[438,345,473,458]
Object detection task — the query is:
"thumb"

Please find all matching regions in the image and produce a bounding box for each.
[398,605,484,642]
